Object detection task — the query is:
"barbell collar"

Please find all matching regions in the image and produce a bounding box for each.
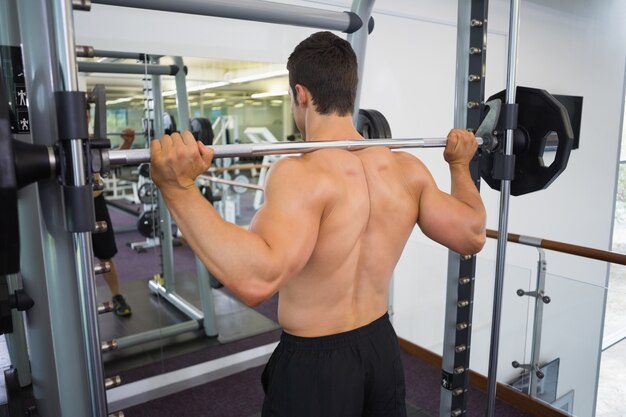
[107,137,486,167]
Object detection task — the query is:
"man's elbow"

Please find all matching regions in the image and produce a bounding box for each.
[460,228,486,256]
[234,279,277,308]
[469,231,486,254]
[239,290,271,307]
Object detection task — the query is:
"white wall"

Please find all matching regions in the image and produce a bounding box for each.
[75,1,626,416]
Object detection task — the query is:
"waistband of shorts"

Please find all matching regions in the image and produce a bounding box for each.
[279,312,391,349]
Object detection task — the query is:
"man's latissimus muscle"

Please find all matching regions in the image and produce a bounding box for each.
[274,136,485,336]
[274,147,423,337]
[259,149,369,336]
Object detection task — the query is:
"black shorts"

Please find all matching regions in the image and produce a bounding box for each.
[92,194,117,260]
[261,313,407,417]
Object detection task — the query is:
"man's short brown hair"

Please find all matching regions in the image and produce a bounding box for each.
[287,31,358,116]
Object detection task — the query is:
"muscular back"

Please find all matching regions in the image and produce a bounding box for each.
[273,147,425,337]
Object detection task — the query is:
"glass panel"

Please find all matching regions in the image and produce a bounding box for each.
[535,272,608,417]
[392,241,534,384]
[597,274,626,417]
[603,264,626,350]
[392,241,451,350]
[472,256,534,381]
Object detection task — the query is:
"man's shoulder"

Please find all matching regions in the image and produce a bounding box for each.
[270,155,309,174]
[393,151,429,171]
[266,156,320,187]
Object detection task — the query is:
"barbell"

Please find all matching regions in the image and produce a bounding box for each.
[3,87,575,200]
[106,135,489,167]
[0,83,575,279]
[104,98,499,166]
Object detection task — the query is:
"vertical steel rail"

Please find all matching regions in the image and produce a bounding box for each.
[172,55,218,336]
[441,1,488,416]
[173,56,190,128]
[151,63,177,289]
[15,0,91,414]
[347,0,375,119]
[440,4,472,416]
[15,0,106,414]
[485,0,521,415]
[529,249,547,397]
[51,0,108,415]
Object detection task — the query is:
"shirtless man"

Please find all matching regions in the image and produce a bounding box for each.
[150,31,486,417]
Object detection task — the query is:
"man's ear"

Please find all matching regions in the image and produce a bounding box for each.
[294,84,309,107]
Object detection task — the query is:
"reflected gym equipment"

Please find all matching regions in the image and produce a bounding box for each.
[136,210,159,239]
[137,182,158,204]
[357,109,393,139]
[190,117,214,146]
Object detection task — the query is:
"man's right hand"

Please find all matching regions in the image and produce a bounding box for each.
[443,128,478,166]
[150,130,214,201]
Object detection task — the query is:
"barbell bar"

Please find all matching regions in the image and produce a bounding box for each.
[105,98,500,168]
[106,136,488,167]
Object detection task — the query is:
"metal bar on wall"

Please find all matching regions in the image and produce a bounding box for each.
[91,0,362,33]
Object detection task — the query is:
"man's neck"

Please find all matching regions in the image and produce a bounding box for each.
[304,112,362,142]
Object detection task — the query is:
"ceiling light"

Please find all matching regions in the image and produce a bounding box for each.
[162,81,230,97]
[188,81,230,92]
[229,69,288,84]
[106,97,134,105]
[159,69,288,97]
[250,90,288,99]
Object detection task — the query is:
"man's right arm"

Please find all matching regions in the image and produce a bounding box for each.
[412,129,486,255]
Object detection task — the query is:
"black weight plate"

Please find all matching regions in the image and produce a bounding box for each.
[138,182,157,204]
[481,86,574,196]
[137,210,158,238]
[191,117,214,146]
[357,109,392,139]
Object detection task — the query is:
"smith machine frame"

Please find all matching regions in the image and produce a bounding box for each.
[0,0,525,416]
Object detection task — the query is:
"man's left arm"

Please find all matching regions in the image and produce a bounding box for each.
[151,132,325,306]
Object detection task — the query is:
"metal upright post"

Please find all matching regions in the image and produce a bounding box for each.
[173,56,190,128]
[485,1,521,416]
[528,249,547,397]
[151,64,177,289]
[173,55,218,337]
[51,0,108,415]
[14,0,106,415]
[441,1,488,416]
[347,0,375,118]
